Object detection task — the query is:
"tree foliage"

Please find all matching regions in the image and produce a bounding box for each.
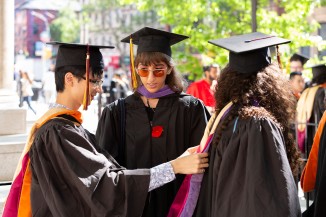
[117,0,322,79]
[50,8,80,43]
[90,0,323,79]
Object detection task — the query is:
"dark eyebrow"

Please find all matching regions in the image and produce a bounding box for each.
[139,63,165,67]
[154,64,165,67]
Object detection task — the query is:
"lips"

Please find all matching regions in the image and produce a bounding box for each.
[147,83,158,89]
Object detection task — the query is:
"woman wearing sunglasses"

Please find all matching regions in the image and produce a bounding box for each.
[96,27,210,217]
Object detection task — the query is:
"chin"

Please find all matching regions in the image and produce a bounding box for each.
[147,88,159,93]
[145,85,163,93]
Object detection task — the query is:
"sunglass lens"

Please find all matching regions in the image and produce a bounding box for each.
[153,69,165,77]
[138,69,149,77]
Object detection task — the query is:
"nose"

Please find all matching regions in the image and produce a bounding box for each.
[147,70,156,81]
[97,85,103,94]
[92,84,103,94]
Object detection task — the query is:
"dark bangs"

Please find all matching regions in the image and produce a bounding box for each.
[135,52,171,67]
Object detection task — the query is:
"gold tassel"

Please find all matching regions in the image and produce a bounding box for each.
[83,45,90,110]
[130,37,138,89]
[276,45,283,71]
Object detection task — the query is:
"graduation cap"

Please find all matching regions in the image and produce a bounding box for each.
[311,64,326,79]
[290,53,310,65]
[121,27,188,89]
[208,32,291,74]
[121,27,189,57]
[47,42,114,71]
[47,42,114,110]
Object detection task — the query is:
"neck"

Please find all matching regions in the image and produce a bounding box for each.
[141,96,159,108]
[56,93,79,110]
[137,85,175,99]
[204,77,212,85]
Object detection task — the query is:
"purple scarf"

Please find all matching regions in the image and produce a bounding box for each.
[136,85,175,98]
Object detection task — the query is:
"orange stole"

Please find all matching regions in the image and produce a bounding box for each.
[3,108,82,217]
[301,111,326,192]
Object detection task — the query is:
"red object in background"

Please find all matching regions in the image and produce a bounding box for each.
[152,126,164,138]
[109,55,120,69]
[186,79,216,107]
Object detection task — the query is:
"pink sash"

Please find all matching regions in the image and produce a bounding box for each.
[168,102,233,217]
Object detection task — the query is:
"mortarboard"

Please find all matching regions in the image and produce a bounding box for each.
[47,42,114,110]
[47,42,114,71]
[311,64,326,79]
[121,27,189,89]
[208,32,291,74]
[290,53,310,65]
[121,27,189,57]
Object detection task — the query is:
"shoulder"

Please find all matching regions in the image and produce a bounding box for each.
[238,106,281,130]
[316,86,326,94]
[187,80,206,88]
[104,95,132,111]
[33,117,81,142]
[178,93,206,107]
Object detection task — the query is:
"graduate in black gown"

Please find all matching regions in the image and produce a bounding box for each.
[190,33,301,217]
[309,120,326,217]
[96,27,210,217]
[2,42,209,217]
[301,111,326,217]
[297,64,326,155]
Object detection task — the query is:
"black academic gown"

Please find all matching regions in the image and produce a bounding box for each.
[194,110,301,217]
[96,93,210,217]
[306,87,326,155]
[29,115,150,217]
[304,122,326,217]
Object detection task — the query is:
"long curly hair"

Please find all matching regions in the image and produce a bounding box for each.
[213,63,300,174]
[134,52,185,93]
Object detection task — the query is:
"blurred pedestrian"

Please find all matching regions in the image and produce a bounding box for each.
[16,70,23,107]
[42,64,56,104]
[301,111,326,217]
[186,64,220,113]
[20,71,36,114]
[290,53,309,73]
[289,71,305,100]
[107,69,130,103]
[296,64,326,154]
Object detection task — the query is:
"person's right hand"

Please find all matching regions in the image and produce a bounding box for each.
[170,152,209,175]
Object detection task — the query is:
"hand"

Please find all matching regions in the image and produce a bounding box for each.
[170,152,209,174]
[178,145,199,158]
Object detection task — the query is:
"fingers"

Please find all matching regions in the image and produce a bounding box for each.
[187,145,199,154]
[197,152,209,157]
[193,153,209,174]
[200,163,209,169]
[196,166,208,174]
[200,158,209,164]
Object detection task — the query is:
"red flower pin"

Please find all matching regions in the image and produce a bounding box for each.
[152,126,164,138]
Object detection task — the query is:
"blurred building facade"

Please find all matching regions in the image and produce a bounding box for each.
[86,2,162,69]
[14,0,81,80]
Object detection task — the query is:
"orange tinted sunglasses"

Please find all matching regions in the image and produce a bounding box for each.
[136,67,168,77]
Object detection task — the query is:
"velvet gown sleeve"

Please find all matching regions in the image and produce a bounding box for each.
[29,119,150,217]
[195,117,301,217]
[96,101,121,160]
[312,121,326,216]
